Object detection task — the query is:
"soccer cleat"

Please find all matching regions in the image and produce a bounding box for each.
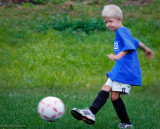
[118,123,133,128]
[71,107,95,125]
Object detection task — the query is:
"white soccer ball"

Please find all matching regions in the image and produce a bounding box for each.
[38,96,65,122]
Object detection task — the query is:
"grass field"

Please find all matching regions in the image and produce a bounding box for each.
[0,1,160,129]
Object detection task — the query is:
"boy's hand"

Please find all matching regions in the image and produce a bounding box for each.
[144,48,154,59]
[139,42,154,59]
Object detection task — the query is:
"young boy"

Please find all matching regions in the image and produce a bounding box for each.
[71,4,154,128]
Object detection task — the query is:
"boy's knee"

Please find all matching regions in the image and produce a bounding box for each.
[101,85,111,92]
[111,96,118,102]
[111,92,120,101]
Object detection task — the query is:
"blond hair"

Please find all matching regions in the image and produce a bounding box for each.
[102,4,122,19]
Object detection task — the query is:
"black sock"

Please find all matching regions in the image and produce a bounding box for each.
[112,97,131,124]
[89,90,109,115]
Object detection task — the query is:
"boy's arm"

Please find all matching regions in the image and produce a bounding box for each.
[108,42,154,61]
[108,51,129,61]
[138,42,154,59]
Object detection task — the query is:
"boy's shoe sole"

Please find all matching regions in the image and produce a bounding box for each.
[71,109,95,125]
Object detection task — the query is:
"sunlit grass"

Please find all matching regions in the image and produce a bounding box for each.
[0,28,159,89]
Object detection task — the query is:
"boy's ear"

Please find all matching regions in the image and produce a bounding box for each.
[118,18,122,22]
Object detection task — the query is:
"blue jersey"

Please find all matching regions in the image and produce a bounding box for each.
[106,27,142,86]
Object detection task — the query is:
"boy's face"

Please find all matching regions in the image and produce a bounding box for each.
[103,17,122,31]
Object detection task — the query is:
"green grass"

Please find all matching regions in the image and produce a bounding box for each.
[0,2,160,129]
[1,86,160,129]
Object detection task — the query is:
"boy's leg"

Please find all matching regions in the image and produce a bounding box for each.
[111,92,131,124]
[89,85,111,114]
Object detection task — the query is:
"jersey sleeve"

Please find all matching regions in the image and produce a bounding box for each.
[133,38,139,50]
[116,28,136,51]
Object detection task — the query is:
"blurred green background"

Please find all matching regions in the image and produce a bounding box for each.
[0,0,160,128]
